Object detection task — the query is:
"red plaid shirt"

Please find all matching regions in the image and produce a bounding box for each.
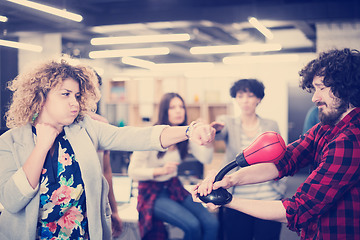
[137,177,190,240]
[276,107,360,240]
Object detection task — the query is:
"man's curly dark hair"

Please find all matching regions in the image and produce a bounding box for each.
[299,48,360,107]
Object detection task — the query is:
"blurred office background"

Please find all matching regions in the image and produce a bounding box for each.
[1,0,360,140]
[1,0,360,239]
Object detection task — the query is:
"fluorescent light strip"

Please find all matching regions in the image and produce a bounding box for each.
[121,57,155,69]
[91,23,147,33]
[223,54,299,64]
[146,21,191,29]
[0,15,8,22]
[248,17,274,40]
[190,43,282,55]
[6,0,83,22]
[89,47,170,59]
[91,21,192,33]
[0,39,43,52]
[91,34,190,45]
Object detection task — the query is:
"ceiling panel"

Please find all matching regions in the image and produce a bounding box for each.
[1,0,359,68]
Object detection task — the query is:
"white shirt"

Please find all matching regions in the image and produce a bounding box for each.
[128,141,213,182]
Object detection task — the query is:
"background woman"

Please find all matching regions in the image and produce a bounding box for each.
[0,58,215,240]
[211,79,286,240]
[128,92,219,240]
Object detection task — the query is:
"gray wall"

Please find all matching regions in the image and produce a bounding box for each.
[0,38,18,133]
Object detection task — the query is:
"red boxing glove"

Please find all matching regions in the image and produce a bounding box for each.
[235,131,286,167]
[201,131,286,205]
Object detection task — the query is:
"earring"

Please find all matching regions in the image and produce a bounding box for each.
[32,112,39,123]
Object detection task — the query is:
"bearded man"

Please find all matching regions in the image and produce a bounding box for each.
[194,48,360,240]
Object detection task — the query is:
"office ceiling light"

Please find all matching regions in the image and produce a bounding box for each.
[0,15,8,22]
[91,21,192,33]
[190,43,281,55]
[89,47,170,59]
[248,17,274,40]
[146,21,191,29]
[0,39,42,52]
[6,0,83,22]
[121,57,155,69]
[91,23,147,33]
[223,54,299,64]
[91,33,191,45]
[121,57,214,71]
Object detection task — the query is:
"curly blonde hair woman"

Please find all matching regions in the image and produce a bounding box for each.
[0,56,216,240]
[5,58,100,128]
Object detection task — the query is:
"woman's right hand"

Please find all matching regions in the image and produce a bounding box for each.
[22,123,60,189]
[35,123,59,151]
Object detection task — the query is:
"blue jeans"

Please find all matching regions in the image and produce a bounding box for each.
[153,192,219,240]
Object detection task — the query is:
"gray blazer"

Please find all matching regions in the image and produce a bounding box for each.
[0,116,166,240]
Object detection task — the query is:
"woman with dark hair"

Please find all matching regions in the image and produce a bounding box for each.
[128,92,219,240]
[210,79,286,240]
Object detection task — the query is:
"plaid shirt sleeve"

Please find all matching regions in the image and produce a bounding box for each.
[276,125,320,178]
[277,126,360,237]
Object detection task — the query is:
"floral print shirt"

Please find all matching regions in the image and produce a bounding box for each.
[33,127,89,239]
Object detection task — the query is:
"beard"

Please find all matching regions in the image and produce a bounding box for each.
[317,100,348,126]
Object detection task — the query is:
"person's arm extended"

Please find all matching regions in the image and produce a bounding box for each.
[226,198,287,223]
[223,162,280,187]
[160,122,215,148]
[89,116,215,152]
[211,116,227,141]
[196,162,279,196]
[194,162,286,223]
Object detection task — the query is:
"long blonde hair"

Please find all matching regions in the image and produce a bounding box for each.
[5,57,101,128]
